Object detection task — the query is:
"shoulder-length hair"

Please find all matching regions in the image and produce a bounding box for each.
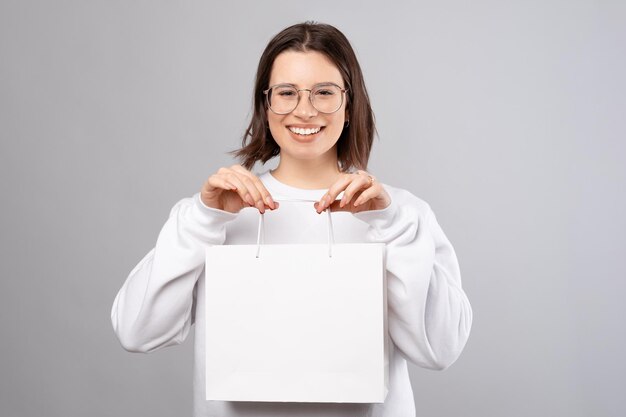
[230,21,376,172]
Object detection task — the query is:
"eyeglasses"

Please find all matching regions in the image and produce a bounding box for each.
[263,83,348,115]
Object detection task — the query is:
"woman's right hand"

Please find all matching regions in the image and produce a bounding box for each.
[200,165,278,214]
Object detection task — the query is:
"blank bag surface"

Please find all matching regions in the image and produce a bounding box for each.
[205,241,388,403]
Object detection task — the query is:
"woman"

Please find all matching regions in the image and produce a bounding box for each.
[112,21,472,417]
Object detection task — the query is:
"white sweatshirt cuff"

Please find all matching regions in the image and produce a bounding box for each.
[193,193,238,216]
[190,193,239,232]
[352,198,400,238]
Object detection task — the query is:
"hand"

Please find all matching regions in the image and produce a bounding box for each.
[313,170,391,214]
[200,165,278,214]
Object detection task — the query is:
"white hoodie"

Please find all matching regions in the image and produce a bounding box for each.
[111,170,473,417]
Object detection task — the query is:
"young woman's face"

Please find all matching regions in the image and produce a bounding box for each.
[266,50,347,164]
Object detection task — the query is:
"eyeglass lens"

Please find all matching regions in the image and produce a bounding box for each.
[267,84,343,114]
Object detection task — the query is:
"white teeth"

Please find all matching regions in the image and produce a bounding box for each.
[289,126,321,135]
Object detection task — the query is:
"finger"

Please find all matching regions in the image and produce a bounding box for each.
[201,175,238,209]
[235,174,269,213]
[219,172,255,207]
[316,198,355,214]
[355,170,376,189]
[205,175,237,192]
[316,174,353,213]
[230,165,276,209]
[313,201,333,213]
[352,184,381,207]
[230,165,275,209]
[218,166,278,213]
[339,175,371,208]
[218,167,257,206]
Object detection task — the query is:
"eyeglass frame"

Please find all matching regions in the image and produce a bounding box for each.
[263,82,349,115]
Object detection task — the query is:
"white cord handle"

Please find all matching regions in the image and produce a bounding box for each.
[255,198,335,258]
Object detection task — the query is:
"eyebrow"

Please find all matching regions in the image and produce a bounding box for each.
[270,82,344,89]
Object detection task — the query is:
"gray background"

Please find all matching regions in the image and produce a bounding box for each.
[1,0,624,416]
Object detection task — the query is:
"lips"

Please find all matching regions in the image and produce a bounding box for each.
[288,126,324,136]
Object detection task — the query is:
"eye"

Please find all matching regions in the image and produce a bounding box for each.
[273,86,297,97]
[315,89,335,96]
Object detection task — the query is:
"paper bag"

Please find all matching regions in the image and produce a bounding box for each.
[205,213,388,403]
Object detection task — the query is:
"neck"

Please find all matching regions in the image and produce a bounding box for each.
[271,152,341,189]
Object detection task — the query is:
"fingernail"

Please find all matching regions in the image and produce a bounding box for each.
[245,194,254,206]
[340,196,345,207]
[266,195,275,208]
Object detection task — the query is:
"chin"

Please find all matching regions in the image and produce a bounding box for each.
[281,143,337,161]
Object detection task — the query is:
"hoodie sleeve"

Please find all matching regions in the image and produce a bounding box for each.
[353,186,472,370]
[111,193,238,353]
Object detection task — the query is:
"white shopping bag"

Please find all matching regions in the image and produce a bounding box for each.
[205,208,388,403]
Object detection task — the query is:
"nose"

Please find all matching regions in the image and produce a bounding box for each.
[292,90,318,118]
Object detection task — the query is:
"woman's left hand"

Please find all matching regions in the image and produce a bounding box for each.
[314,170,391,214]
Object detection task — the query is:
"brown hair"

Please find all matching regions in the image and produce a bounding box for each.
[229,21,376,172]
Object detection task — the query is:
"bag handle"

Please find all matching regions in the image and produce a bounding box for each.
[256,198,335,258]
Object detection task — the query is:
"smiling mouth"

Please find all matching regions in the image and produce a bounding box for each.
[288,126,324,136]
